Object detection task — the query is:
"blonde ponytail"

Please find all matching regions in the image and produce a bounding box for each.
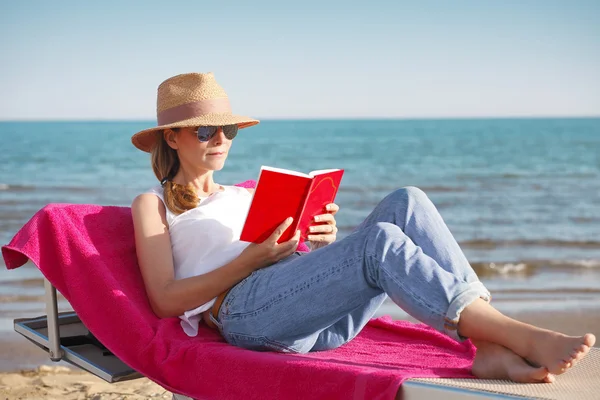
[150,130,199,215]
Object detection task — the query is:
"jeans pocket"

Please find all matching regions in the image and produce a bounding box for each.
[221,270,258,314]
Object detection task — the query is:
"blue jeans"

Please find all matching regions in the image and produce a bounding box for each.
[209,187,490,353]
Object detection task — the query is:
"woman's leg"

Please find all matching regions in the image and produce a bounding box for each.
[308,186,491,350]
[352,186,478,284]
[219,220,488,352]
[309,186,485,351]
[217,187,594,377]
[458,298,595,375]
[350,187,596,377]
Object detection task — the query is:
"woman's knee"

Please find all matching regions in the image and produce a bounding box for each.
[392,186,428,204]
[382,186,432,215]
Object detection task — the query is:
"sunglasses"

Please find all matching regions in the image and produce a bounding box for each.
[194,125,239,142]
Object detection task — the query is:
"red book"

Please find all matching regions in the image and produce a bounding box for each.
[240,166,344,244]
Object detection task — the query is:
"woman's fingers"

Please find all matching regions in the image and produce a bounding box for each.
[269,217,294,243]
[313,213,335,223]
[277,229,300,259]
[307,234,336,242]
[308,224,338,234]
[325,203,339,215]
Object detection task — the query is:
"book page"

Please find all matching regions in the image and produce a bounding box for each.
[309,169,342,177]
[296,169,344,241]
[261,166,311,178]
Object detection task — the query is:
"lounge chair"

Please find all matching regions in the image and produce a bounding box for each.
[11,279,600,400]
[3,195,599,400]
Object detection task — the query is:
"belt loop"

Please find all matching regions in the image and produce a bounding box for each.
[208,310,224,333]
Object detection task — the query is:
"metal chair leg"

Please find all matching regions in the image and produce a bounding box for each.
[44,278,63,361]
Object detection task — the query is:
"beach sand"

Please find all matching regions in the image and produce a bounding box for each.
[1,309,599,399]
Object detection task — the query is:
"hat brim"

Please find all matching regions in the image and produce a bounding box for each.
[131,113,259,152]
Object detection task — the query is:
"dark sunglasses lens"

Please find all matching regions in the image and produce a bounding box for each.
[222,125,239,140]
[197,126,217,142]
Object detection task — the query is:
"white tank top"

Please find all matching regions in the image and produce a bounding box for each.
[144,184,252,336]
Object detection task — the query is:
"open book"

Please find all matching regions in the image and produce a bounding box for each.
[240,166,344,244]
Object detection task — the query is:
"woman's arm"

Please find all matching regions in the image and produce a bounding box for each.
[131,194,254,318]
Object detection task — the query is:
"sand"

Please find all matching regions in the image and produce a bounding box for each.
[1,309,599,399]
[0,365,170,400]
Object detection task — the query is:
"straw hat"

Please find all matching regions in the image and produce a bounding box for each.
[131,72,259,152]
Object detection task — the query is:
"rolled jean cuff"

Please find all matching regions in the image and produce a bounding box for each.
[443,281,491,342]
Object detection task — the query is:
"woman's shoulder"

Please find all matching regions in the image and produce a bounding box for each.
[132,190,165,212]
[131,186,169,220]
[131,185,162,206]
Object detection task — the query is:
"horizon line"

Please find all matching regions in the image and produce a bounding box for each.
[1,115,600,123]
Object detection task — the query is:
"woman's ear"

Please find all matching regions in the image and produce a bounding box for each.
[163,129,178,150]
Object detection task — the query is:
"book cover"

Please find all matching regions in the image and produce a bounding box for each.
[240,166,344,244]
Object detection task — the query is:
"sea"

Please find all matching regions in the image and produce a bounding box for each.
[1,118,600,333]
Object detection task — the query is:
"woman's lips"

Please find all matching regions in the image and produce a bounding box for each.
[207,152,225,156]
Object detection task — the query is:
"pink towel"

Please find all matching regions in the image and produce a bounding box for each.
[2,191,476,400]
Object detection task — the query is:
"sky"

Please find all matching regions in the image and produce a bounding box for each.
[1,0,599,120]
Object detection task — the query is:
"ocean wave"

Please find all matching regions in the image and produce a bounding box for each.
[461,238,600,249]
[471,262,532,277]
[456,172,599,180]
[419,185,467,193]
[570,216,600,224]
[0,278,46,287]
[544,259,600,268]
[0,183,99,193]
[491,287,600,295]
[339,185,467,194]
[471,259,600,277]
[0,183,36,191]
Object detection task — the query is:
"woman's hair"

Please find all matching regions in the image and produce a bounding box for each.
[150,129,199,215]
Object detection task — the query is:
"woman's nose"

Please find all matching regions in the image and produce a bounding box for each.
[212,127,226,143]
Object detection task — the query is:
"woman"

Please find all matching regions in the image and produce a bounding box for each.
[131,72,594,384]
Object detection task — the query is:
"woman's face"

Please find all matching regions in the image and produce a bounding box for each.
[165,126,233,172]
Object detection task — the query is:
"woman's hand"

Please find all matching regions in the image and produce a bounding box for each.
[238,217,301,271]
[308,203,339,249]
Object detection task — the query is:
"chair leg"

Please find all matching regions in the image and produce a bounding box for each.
[44,278,63,361]
[172,394,194,400]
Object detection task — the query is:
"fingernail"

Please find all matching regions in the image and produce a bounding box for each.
[314,216,320,222]
[287,217,293,223]
[309,227,315,232]
[326,205,331,211]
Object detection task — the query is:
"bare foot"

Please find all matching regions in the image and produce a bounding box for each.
[524,331,596,375]
[472,340,554,383]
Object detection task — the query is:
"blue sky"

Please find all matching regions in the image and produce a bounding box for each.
[1,1,598,119]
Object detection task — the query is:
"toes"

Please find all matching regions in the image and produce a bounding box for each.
[543,374,555,384]
[570,350,579,359]
[550,360,570,375]
[572,344,590,361]
[583,333,596,348]
[529,367,549,382]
